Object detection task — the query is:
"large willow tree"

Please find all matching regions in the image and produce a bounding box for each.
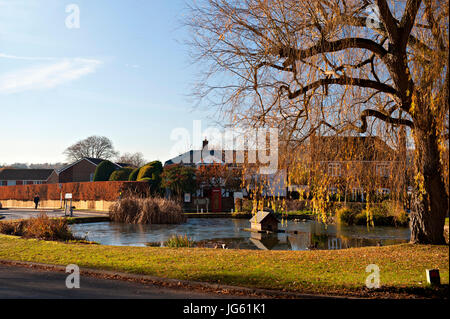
[187,0,449,244]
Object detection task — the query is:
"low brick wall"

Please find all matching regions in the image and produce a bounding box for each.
[0,199,115,211]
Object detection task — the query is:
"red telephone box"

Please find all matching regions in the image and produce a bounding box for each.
[211,188,222,212]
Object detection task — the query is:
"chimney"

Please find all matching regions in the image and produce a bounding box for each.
[202,138,209,150]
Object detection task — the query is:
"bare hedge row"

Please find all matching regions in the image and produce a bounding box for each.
[0,181,149,201]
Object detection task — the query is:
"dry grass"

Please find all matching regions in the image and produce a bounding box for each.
[165,234,195,248]
[109,197,186,224]
[0,213,76,241]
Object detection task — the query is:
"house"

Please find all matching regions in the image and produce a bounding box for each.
[302,132,408,201]
[250,211,279,232]
[165,139,243,212]
[56,158,132,183]
[164,139,230,167]
[0,168,57,186]
[165,139,288,212]
[166,131,409,210]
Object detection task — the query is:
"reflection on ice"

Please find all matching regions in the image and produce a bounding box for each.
[71,218,410,251]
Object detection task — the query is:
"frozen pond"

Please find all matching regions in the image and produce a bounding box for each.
[71,218,410,251]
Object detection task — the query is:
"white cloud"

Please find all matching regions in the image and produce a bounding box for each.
[0,55,102,94]
[0,53,54,61]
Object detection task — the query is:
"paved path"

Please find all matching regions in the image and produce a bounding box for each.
[0,209,107,221]
[0,264,236,299]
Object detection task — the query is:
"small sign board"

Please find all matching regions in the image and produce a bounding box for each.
[184,193,191,203]
[65,193,73,199]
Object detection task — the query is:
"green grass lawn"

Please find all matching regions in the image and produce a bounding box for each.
[0,234,447,297]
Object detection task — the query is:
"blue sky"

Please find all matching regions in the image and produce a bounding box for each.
[0,0,216,164]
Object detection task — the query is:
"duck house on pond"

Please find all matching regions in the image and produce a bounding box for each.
[250,211,279,233]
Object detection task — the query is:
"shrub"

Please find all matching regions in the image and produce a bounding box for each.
[336,207,358,225]
[0,220,23,235]
[165,234,194,248]
[0,213,77,241]
[109,167,134,181]
[355,205,397,227]
[137,161,163,180]
[240,199,255,213]
[24,214,75,241]
[93,161,118,181]
[382,201,409,227]
[137,161,163,193]
[109,197,186,224]
[161,164,196,197]
[128,167,140,181]
[336,201,409,227]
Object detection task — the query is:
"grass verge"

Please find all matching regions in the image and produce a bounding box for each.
[0,235,447,298]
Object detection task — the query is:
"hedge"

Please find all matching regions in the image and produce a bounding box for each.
[109,168,134,181]
[137,161,163,181]
[137,161,163,194]
[0,181,149,202]
[128,167,140,181]
[93,161,118,182]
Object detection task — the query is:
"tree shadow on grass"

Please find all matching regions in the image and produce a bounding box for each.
[359,284,448,299]
[190,273,448,298]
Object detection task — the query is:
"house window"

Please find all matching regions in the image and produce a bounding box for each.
[0,181,7,186]
[376,163,390,177]
[89,173,94,182]
[329,187,338,195]
[328,163,342,177]
[352,188,364,201]
[378,188,390,195]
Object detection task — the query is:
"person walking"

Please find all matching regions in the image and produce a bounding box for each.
[33,194,40,210]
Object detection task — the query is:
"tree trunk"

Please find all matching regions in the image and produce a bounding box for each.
[410,125,448,244]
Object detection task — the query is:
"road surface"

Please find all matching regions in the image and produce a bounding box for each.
[0,208,105,221]
[0,264,238,299]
